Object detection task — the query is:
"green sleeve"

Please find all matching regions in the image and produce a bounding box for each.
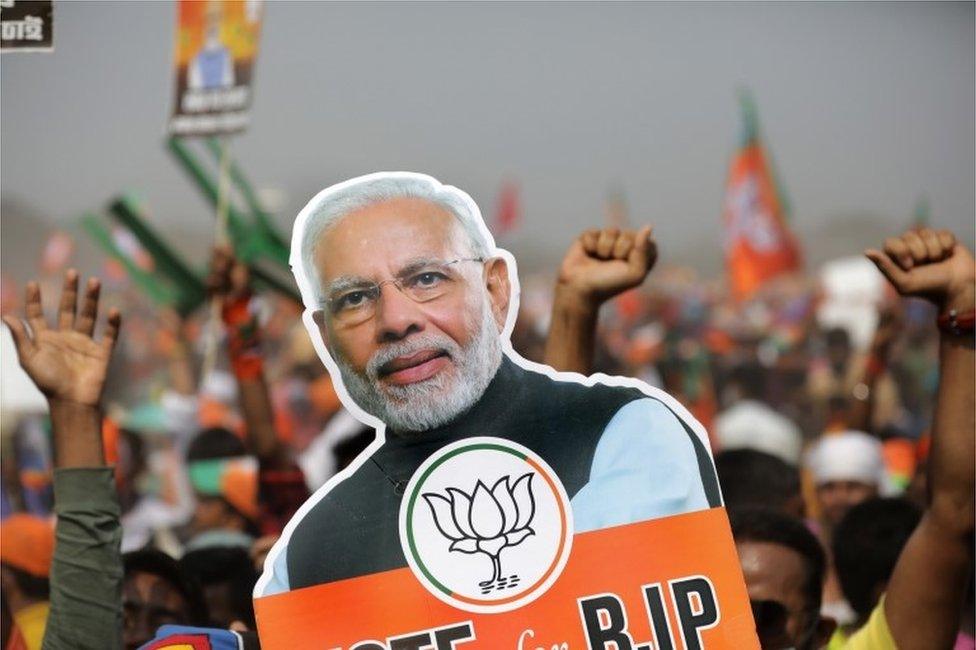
[42,467,123,650]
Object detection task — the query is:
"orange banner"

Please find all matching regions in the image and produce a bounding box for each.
[255,507,758,649]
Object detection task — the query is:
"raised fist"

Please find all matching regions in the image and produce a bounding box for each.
[207,245,251,302]
[865,228,975,313]
[556,226,658,304]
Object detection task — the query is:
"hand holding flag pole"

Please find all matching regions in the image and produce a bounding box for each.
[200,137,234,383]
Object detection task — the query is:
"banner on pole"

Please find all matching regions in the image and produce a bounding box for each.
[723,92,802,300]
[253,172,758,649]
[169,0,263,137]
[0,0,53,53]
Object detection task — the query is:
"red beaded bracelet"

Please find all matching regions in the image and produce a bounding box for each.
[936,308,975,336]
[222,294,265,380]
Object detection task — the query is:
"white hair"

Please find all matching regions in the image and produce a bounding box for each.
[293,172,495,306]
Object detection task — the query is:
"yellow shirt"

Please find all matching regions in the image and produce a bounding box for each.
[11,601,50,650]
[828,596,898,650]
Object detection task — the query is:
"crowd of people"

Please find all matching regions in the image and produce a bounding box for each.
[0,196,972,649]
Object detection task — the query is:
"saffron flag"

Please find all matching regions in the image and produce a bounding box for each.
[493,181,520,236]
[723,91,801,299]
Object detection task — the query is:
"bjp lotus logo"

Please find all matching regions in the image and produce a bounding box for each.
[399,437,573,613]
[422,473,536,593]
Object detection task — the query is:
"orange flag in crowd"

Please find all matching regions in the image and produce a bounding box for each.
[493,181,520,237]
[723,91,802,299]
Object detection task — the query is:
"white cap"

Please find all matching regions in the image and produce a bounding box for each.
[715,400,803,466]
[805,430,885,486]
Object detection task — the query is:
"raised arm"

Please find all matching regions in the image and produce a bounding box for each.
[206,247,285,468]
[4,272,120,468]
[3,270,124,650]
[544,226,657,374]
[864,227,975,650]
[160,308,196,397]
[847,307,899,435]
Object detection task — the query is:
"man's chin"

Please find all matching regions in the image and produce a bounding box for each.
[377,369,456,402]
[369,374,474,432]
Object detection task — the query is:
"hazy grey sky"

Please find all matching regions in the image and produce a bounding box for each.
[2,1,973,273]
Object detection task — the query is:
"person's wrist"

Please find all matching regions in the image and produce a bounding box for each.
[222,291,254,327]
[935,282,975,339]
[47,396,101,412]
[553,282,600,319]
[48,399,105,468]
[940,283,976,315]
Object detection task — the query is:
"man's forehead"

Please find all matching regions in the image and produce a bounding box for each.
[314,197,469,280]
[738,541,808,595]
[126,571,182,601]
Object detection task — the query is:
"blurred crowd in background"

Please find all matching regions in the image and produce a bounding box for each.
[1,3,972,647]
[1,216,972,649]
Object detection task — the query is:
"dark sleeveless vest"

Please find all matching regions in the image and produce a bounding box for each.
[286,356,720,590]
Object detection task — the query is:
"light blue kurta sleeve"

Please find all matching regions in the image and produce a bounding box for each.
[257,543,291,596]
[571,398,710,533]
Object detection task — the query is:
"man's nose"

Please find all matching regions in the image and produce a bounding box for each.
[374,282,424,342]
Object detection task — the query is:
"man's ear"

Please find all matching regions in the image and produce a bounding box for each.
[484,257,511,331]
[311,309,332,349]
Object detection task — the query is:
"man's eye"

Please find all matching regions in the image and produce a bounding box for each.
[410,271,447,289]
[335,290,370,311]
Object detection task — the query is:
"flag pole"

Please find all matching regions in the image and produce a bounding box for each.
[201,136,233,384]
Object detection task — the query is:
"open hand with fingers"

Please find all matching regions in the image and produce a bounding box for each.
[557,226,658,306]
[2,269,121,408]
[865,227,975,314]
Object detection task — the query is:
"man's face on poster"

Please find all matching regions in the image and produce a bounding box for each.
[311,197,510,433]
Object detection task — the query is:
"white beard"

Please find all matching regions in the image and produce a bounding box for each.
[334,302,503,434]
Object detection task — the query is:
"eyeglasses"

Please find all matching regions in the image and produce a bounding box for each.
[322,258,485,326]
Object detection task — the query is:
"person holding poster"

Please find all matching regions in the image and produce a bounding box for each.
[255,173,755,649]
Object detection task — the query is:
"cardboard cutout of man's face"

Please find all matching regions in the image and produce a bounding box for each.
[307,194,511,433]
[255,172,757,649]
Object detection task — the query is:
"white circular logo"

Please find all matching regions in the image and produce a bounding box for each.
[399,437,573,613]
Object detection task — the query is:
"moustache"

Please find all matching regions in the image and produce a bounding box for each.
[365,334,461,381]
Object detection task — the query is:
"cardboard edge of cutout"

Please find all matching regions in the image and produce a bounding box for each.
[254,171,719,599]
